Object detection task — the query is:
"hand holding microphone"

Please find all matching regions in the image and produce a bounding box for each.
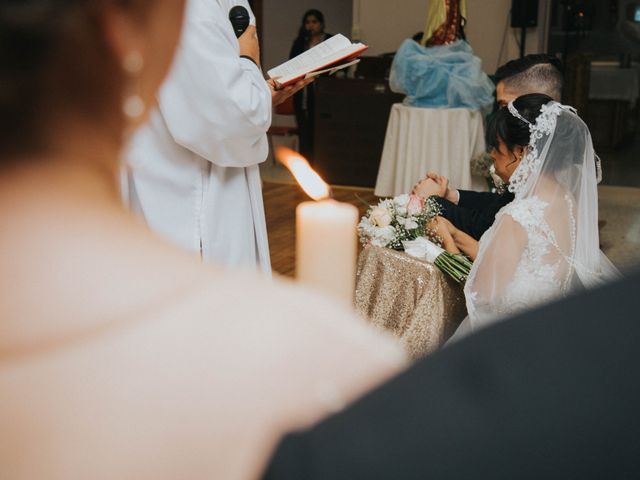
[230,6,260,67]
[229,3,311,107]
[238,26,260,67]
[229,5,250,37]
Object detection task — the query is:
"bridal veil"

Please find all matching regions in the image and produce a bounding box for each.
[465,100,619,330]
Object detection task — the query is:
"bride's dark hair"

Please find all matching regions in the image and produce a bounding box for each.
[486,93,554,153]
[0,0,148,158]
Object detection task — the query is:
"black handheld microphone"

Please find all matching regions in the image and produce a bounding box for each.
[229,6,250,38]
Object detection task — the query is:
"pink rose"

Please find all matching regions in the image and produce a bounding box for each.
[406,194,424,216]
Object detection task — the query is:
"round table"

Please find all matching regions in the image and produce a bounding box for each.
[355,246,467,359]
[374,103,487,197]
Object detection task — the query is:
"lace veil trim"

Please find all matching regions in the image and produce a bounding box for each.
[507,101,577,196]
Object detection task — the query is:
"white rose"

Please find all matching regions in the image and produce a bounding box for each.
[394,194,409,208]
[380,199,393,209]
[404,219,419,230]
[370,206,392,227]
[379,225,397,244]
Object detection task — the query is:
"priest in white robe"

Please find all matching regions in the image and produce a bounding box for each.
[125,0,272,273]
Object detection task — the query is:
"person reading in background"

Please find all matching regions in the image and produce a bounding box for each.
[288,9,332,160]
[0,1,405,478]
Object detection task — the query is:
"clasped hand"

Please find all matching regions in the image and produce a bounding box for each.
[412,171,449,198]
[414,173,479,260]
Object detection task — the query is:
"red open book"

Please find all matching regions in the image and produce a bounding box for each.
[267,34,368,87]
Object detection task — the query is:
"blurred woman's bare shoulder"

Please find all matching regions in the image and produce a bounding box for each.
[0,211,406,479]
[0,199,406,381]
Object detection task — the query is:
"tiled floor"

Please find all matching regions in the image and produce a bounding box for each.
[597,132,640,271]
[598,185,640,272]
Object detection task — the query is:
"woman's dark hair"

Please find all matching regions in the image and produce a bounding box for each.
[0,1,147,158]
[297,9,324,41]
[486,93,554,153]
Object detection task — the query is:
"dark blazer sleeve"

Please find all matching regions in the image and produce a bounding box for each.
[262,271,640,480]
[457,189,500,210]
[434,197,495,240]
[436,191,515,240]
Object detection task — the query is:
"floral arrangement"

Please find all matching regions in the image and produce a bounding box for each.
[357,194,441,250]
[357,193,472,283]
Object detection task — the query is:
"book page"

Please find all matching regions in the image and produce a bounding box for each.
[305,59,360,79]
[268,34,360,82]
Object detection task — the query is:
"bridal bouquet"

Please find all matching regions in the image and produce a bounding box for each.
[357,194,441,250]
[357,193,472,283]
[402,237,473,283]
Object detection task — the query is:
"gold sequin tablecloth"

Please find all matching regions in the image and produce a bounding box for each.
[355,246,467,359]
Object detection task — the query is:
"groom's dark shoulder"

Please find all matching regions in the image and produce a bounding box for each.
[458,189,514,210]
[262,270,640,480]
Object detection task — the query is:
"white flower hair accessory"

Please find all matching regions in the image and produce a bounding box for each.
[507,101,577,196]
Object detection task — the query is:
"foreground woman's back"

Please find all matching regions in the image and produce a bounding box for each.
[0,149,404,480]
[0,1,405,477]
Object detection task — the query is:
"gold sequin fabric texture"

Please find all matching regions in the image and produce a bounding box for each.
[355,246,467,359]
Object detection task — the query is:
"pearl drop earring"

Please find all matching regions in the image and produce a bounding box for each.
[122,51,145,120]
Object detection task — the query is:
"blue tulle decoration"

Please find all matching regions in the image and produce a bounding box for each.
[389,39,495,110]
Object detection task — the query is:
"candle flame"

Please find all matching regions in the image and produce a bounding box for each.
[275,147,331,200]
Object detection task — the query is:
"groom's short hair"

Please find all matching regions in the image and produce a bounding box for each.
[495,54,564,101]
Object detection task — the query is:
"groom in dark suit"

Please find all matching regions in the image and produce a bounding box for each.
[262,269,640,480]
[413,54,564,240]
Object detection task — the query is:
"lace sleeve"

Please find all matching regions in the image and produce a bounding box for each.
[464,197,562,327]
[464,209,528,325]
[463,100,620,334]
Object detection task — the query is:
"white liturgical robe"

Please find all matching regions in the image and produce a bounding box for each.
[125,0,272,273]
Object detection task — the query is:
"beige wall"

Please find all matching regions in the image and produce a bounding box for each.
[262,0,552,78]
[466,0,551,73]
[352,0,429,55]
[353,0,551,74]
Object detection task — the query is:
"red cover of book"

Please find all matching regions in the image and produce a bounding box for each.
[267,34,368,87]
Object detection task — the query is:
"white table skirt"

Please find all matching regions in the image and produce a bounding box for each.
[374,104,487,197]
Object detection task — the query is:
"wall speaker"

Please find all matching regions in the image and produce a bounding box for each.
[511,0,539,28]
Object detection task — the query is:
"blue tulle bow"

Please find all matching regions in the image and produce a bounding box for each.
[390,39,495,110]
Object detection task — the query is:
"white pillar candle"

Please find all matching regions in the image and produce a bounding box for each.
[296,199,359,304]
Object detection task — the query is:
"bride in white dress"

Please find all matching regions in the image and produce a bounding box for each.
[435,93,619,338]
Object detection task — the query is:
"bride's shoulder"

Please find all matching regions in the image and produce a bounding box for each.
[498,196,549,227]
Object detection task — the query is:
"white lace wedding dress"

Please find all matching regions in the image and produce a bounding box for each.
[451,102,619,340]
